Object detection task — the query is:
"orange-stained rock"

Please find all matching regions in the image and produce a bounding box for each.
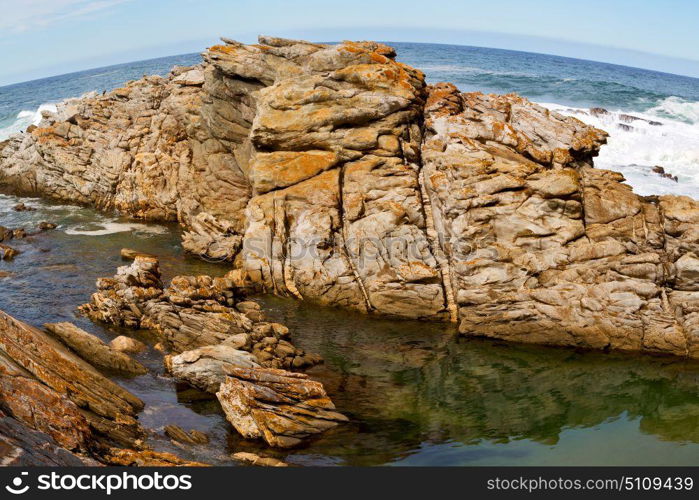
[100,448,208,466]
[216,366,347,448]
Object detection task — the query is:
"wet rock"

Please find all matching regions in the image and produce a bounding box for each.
[0,226,10,242]
[652,165,678,182]
[11,228,26,239]
[216,366,348,448]
[165,344,259,393]
[0,243,18,260]
[100,448,208,466]
[589,107,609,117]
[45,322,147,375]
[0,411,93,466]
[38,221,58,230]
[231,451,288,467]
[0,310,145,446]
[164,424,209,445]
[0,271,11,278]
[619,113,662,126]
[120,248,157,260]
[109,335,148,354]
[13,203,34,212]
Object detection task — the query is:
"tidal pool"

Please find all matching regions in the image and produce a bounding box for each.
[1,193,698,466]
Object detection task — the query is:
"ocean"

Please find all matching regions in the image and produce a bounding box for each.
[2,42,699,466]
[2,42,698,198]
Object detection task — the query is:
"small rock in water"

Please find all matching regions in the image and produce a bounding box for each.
[0,243,19,260]
[0,271,11,278]
[652,165,678,182]
[110,335,147,354]
[589,107,609,117]
[38,222,57,231]
[13,203,34,212]
[231,452,288,467]
[164,424,209,445]
[12,228,26,239]
[0,226,10,242]
[120,248,157,260]
[153,342,166,353]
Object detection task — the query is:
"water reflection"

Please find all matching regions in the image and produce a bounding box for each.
[260,297,699,465]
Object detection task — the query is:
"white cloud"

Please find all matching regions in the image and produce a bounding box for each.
[0,0,132,34]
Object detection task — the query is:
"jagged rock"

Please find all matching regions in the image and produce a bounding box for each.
[0,411,93,466]
[0,310,144,446]
[231,451,288,467]
[164,424,209,445]
[164,344,259,393]
[38,221,57,230]
[0,351,91,450]
[420,83,699,357]
[216,366,348,448]
[79,255,164,328]
[44,322,147,375]
[652,165,678,182]
[83,256,320,369]
[4,36,699,359]
[110,335,147,353]
[100,447,207,466]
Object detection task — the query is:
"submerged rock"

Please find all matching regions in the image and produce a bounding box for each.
[13,203,34,212]
[164,424,209,445]
[120,248,157,260]
[216,366,348,448]
[0,243,18,260]
[100,448,207,466]
[231,451,288,467]
[110,335,147,354]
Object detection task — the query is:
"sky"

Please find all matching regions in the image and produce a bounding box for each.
[1,0,699,86]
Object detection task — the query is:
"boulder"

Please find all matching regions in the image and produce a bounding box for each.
[216,366,348,448]
[109,335,147,354]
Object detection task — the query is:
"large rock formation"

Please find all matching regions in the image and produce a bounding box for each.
[3,36,699,358]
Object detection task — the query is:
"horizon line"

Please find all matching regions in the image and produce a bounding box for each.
[3,37,699,90]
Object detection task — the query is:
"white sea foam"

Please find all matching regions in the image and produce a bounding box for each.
[0,103,57,141]
[64,221,169,236]
[539,100,699,198]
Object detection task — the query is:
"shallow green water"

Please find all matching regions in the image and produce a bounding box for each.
[1,193,698,466]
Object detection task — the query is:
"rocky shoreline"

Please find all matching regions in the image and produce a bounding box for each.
[2,35,699,465]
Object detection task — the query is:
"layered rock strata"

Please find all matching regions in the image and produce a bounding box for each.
[80,256,320,369]
[0,310,144,454]
[3,37,699,358]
